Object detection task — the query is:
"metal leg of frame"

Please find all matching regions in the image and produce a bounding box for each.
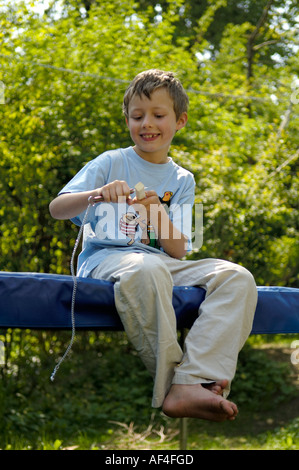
[179,328,188,450]
[179,417,188,450]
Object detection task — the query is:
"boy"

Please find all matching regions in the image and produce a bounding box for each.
[49,69,257,421]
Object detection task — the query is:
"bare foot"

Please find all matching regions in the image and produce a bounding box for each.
[202,379,229,396]
[162,383,238,422]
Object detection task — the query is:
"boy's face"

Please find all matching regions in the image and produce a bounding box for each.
[126,87,187,164]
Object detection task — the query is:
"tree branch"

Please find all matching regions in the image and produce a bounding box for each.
[248,0,274,45]
[253,38,281,51]
[247,0,275,82]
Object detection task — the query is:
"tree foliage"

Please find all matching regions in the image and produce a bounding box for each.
[0,0,298,286]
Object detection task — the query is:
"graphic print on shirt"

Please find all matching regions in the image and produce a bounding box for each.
[159,191,173,207]
[120,190,174,248]
[119,211,148,246]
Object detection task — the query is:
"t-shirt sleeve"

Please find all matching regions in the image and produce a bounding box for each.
[58,154,110,226]
[169,173,195,251]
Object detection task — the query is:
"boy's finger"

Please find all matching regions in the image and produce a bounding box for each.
[144,190,157,198]
[122,181,132,196]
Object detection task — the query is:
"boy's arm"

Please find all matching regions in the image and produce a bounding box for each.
[132,191,188,259]
[49,190,100,220]
[49,180,132,220]
[152,203,188,259]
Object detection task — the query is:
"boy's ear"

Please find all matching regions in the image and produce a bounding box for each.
[176,112,188,132]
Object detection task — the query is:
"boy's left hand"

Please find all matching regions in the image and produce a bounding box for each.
[130,190,160,214]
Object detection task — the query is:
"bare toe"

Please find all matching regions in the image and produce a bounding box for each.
[203,379,229,396]
[162,383,238,422]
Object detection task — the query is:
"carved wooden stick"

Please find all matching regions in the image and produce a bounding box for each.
[135,182,146,200]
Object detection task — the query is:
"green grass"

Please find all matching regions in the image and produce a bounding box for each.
[0,331,298,450]
[2,416,298,450]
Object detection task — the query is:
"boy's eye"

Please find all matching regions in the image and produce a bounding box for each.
[130,114,165,121]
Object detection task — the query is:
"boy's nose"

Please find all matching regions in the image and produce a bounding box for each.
[141,115,153,128]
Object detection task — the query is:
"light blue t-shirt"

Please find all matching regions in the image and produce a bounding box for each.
[59,146,195,277]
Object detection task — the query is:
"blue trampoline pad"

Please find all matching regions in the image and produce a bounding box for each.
[0,272,298,334]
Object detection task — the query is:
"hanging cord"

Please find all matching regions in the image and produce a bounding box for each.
[50,188,136,382]
[50,197,94,382]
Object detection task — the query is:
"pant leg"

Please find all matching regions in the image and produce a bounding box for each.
[159,256,258,398]
[91,251,183,408]
[91,252,257,406]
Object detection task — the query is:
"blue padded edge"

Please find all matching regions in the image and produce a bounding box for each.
[0,272,298,334]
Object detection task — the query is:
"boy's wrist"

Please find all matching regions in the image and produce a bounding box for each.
[91,188,101,198]
[88,188,101,201]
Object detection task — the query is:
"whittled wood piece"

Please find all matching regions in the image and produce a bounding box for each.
[135,182,146,200]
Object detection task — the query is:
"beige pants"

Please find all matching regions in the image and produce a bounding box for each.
[91,252,257,408]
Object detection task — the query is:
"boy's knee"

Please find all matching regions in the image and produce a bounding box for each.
[229,263,257,297]
[140,255,172,286]
[121,253,172,286]
[236,265,256,286]
[218,260,256,291]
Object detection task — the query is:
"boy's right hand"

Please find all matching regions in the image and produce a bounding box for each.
[49,180,133,221]
[97,180,133,203]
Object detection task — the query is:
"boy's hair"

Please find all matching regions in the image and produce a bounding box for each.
[123,69,189,121]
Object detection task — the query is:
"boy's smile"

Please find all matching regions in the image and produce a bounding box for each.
[140,133,160,142]
[126,88,187,164]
